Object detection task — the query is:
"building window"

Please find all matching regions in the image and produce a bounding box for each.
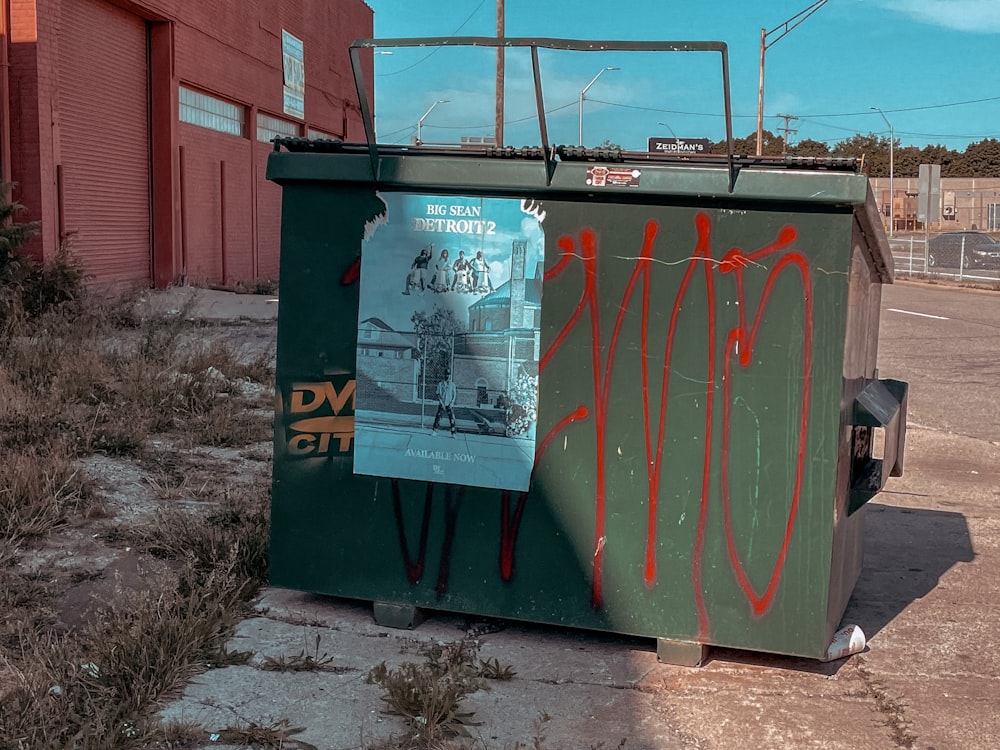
[179,86,245,137]
[308,128,339,140]
[257,113,300,143]
[989,203,1000,231]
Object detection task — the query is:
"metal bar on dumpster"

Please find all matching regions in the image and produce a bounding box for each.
[348,43,378,181]
[349,37,738,190]
[528,45,554,185]
[719,44,737,192]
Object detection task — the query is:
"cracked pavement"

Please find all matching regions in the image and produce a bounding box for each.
[155,282,999,749]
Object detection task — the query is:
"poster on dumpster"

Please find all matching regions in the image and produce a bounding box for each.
[353,193,545,492]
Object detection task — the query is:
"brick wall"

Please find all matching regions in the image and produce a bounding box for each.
[6,0,373,286]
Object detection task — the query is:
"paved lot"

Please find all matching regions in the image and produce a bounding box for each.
[156,282,1000,749]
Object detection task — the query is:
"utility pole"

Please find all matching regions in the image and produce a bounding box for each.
[775,113,798,155]
[756,0,828,156]
[495,0,504,148]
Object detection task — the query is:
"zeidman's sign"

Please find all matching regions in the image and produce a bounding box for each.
[648,137,711,154]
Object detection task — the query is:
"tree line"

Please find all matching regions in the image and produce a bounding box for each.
[707,132,1000,178]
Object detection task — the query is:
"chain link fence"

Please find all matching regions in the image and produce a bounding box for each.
[356,328,539,435]
[889,233,1000,283]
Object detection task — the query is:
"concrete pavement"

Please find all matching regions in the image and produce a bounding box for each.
[150,282,999,749]
[136,285,279,322]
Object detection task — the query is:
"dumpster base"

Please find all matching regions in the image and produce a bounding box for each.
[657,638,709,668]
[373,601,424,630]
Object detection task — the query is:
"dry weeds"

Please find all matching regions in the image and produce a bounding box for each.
[0,272,537,750]
[0,284,275,749]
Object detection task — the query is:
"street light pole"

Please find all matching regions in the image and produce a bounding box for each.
[871,106,895,237]
[756,0,828,156]
[416,99,449,146]
[756,26,766,156]
[657,121,678,139]
[578,67,619,146]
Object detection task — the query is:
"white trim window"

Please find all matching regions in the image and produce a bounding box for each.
[257,113,300,143]
[179,86,245,137]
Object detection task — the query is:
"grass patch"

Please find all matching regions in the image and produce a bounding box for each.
[0,445,100,541]
[0,482,270,749]
[0,275,277,749]
[215,718,306,747]
[2,576,246,747]
[477,657,516,681]
[260,633,355,674]
[367,640,489,746]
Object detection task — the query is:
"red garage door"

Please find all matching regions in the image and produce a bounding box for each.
[57,0,151,286]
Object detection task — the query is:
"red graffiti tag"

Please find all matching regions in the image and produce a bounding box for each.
[389,211,812,640]
[541,213,812,636]
[391,480,433,584]
[719,232,811,617]
[340,255,362,285]
[500,405,589,582]
[391,480,463,596]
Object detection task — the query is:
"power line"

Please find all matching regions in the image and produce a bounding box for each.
[376,0,489,78]
[586,97,756,119]
[806,94,1000,119]
[377,101,578,144]
[409,100,578,132]
[379,124,418,139]
[588,95,1000,127]
[378,96,1000,147]
[798,117,877,134]
[896,130,1000,141]
[585,97,1000,143]
[803,116,1000,142]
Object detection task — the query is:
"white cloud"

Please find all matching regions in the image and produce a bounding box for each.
[879,0,1000,33]
[766,92,802,121]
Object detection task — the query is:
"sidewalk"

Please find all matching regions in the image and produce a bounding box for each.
[153,429,998,750]
[149,284,998,750]
[137,286,279,322]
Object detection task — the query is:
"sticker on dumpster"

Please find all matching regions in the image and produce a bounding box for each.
[353,193,545,492]
[586,166,642,188]
[285,377,356,457]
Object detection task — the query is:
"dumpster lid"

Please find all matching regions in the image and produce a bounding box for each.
[272,135,862,175]
[269,36,894,283]
[348,37,747,192]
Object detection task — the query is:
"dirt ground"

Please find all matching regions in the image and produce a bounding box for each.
[6,280,1000,749]
[0,295,279,719]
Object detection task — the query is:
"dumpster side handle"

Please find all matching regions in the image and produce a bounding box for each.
[848,378,908,514]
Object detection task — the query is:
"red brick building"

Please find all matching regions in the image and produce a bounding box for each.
[1,0,373,288]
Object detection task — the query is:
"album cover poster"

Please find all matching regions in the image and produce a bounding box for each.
[353,193,545,492]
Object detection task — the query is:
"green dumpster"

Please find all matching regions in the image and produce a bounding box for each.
[266,38,907,663]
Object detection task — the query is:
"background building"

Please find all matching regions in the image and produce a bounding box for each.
[1,0,373,289]
[869,177,1000,233]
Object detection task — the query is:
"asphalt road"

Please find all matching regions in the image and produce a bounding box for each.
[878,281,1000,441]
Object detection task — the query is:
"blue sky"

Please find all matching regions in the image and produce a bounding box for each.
[360,0,1000,152]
